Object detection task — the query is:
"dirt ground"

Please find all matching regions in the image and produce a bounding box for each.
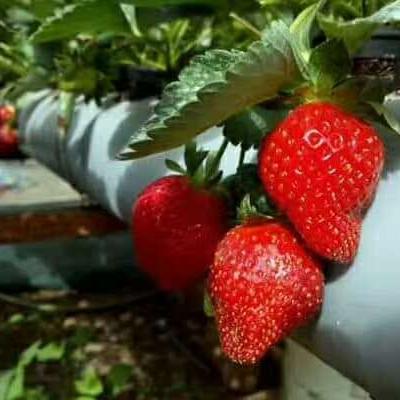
[0,279,282,400]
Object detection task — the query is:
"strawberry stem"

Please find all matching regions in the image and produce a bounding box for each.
[237,147,246,172]
[229,13,262,38]
[211,138,229,173]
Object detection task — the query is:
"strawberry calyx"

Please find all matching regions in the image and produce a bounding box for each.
[222,163,280,225]
[237,195,274,224]
[165,139,228,191]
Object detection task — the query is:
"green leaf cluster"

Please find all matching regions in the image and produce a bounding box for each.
[120,0,400,161]
[0,328,134,400]
[319,0,400,52]
[120,20,296,159]
[1,0,261,104]
[0,341,65,400]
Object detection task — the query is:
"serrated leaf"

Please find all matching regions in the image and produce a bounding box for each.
[119,21,296,159]
[368,101,400,134]
[308,39,351,91]
[31,0,132,43]
[75,367,103,397]
[319,0,400,53]
[223,106,288,150]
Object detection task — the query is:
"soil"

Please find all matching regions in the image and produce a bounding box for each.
[0,280,282,400]
[0,207,127,244]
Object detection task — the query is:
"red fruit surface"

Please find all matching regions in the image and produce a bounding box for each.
[0,106,16,123]
[132,175,229,292]
[0,126,19,158]
[209,221,324,364]
[259,102,384,263]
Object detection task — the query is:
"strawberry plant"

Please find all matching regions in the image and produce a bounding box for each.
[132,142,230,291]
[124,0,400,364]
[1,0,400,370]
[0,0,263,131]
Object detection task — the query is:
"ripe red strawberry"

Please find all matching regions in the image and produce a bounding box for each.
[0,126,19,158]
[209,221,324,364]
[133,175,228,291]
[259,102,384,263]
[0,105,16,123]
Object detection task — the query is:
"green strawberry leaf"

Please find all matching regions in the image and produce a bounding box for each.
[36,342,66,362]
[29,0,62,21]
[30,0,132,43]
[75,367,104,397]
[224,163,279,220]
[368,101,400,135]
[324,74,388,117]
[119,20,296,160]
[223,106,288,150]
[308,39,351,92]
[19,341,42,367]
[288,0,326,78]
[30,0,227,43]
[319,0,400,54]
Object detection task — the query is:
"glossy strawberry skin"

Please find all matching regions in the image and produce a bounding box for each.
[0,126,19,158]
[259,102,384,263]
[0,106,16,123]
[132,175,229,292]
[209,222,324,365]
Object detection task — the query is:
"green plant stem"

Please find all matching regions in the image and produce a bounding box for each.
[229,12,262,38]
[216,137,229,164]
[208,137,229,175]
[237,146,246,171]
